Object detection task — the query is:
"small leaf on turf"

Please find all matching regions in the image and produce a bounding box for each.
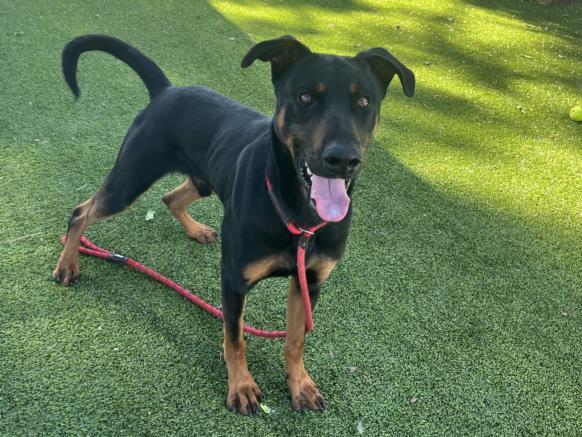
[145,210,155,221]
[260,403,272,414]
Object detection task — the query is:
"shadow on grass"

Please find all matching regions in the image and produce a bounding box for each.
[461,0,582,40]
[213,0,580,97]
[216,0,374,12]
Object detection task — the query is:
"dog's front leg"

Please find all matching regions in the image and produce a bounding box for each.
[222,275,262,415]
[285,276,325,412]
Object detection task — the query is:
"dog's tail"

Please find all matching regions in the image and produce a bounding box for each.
[62,35,171,101]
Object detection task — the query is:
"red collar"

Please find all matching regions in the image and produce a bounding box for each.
[266,175,327,332]
[265,176,327,236]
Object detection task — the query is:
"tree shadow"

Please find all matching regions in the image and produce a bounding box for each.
[212,0,580,99]
[215,0,374,12]
[461,0,582,41]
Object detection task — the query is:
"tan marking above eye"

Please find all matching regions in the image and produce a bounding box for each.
[350,82,358,93]
[316,82,326,93]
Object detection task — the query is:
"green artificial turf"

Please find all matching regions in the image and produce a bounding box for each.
[1,0,581,434]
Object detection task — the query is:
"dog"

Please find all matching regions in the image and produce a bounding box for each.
[53,34,415,415]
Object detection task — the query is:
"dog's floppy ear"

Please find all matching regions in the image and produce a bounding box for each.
[356,48,415,98]
[241,35,312,81]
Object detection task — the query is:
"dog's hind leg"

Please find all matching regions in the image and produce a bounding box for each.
[162,177,218,243]
[53,132,171,285]
[54,171,161,285]
[52,194,106,286]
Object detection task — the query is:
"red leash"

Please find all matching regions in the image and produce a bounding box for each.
[66,236,287,338]
[64,178,326,338]
[265,176,327,332]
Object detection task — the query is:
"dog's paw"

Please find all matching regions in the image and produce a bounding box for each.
[52,260,80,286]
[226,375,263,416]
[188,224,219,244]
[287,372,325,413]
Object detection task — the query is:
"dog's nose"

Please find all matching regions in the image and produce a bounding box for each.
[322,144,362,177]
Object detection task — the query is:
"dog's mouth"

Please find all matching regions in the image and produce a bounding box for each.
[297,155,351,223]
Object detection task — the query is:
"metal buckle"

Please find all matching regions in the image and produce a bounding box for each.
[298,227,315,236]
[108,253,128,264]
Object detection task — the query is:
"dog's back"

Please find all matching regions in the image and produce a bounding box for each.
[62,35,272,202]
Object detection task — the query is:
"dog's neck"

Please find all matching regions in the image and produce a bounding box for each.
[266,124,322,228]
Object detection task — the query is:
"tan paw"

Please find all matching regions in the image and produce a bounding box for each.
[226,374,263,416]
[52,259,80,286]
[287,372,325,412]
[187,223,219,244]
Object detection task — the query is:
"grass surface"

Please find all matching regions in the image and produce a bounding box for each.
[1,0,581,434]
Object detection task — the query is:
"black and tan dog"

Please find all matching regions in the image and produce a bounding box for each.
[53,35,415,415]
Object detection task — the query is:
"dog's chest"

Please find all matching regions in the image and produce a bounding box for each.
[242,244,334,286]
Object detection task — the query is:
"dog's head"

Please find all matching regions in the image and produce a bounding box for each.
[242,35,415,222]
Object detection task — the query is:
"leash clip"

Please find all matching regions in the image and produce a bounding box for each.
[107,253,128,264]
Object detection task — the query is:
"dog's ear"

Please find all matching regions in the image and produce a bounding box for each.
[241,35,312,81]
[356,48,415,98]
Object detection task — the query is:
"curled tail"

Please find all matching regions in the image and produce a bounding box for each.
[62,35,171,100]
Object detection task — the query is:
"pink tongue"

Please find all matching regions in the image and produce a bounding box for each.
[310,175,351,222]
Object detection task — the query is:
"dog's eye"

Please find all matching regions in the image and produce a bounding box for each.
[299,93,313,105]
[357,96,370,108]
